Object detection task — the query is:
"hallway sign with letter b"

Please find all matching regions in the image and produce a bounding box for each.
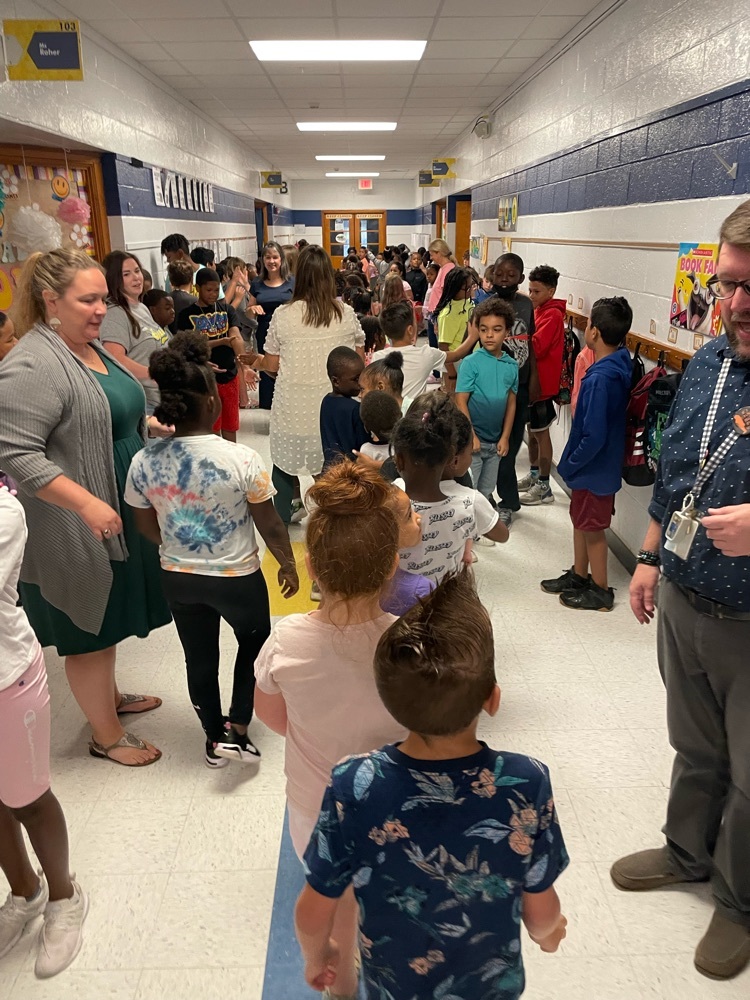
[3,19,83,80]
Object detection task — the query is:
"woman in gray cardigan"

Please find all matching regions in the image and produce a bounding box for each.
[0,248,170,766]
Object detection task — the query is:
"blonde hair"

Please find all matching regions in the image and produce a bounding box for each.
[428,238,457,264]
[720,199,750,252]
[15,248,103,336]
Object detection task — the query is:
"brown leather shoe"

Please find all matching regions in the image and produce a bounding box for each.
[610,846,703,891]
[695,910,750,979]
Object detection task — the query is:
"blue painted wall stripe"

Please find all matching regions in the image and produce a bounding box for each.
[101,153,259,226]
[471,81,750,221]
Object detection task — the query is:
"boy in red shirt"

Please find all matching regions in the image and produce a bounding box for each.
[519,265,567,505]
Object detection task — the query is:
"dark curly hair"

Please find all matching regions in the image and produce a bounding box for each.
[528,264,559,288]
[148,331,216,427]
[391,391,457,469]
[361,350,404,396]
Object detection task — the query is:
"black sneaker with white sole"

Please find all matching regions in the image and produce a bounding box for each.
[540,567,590,594]
[205,741,230,769]
[213,729,261,764]
[560,581,615,612]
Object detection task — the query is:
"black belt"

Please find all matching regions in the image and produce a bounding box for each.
[674,583,750,622]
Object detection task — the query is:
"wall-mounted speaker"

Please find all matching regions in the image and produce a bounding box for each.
[472,116,492,140]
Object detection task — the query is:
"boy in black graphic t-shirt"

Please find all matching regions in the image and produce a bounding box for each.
[177,268,250,442]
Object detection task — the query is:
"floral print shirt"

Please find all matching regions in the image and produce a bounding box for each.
[125,435,275,576]
[304,743,568,1000]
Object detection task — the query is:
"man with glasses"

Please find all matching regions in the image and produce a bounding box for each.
[611,200,750,980]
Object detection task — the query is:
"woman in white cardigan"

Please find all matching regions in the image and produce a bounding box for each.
[0,249,169,766]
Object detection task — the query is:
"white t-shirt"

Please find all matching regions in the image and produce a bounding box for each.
[395,479,499,581]
[371,343,446,400]
[125,435,275,576]
[254,612,406,828]
[359,441,391,462]
[0,488,40,690]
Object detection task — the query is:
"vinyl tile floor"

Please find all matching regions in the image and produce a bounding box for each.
[4,407,748,1000]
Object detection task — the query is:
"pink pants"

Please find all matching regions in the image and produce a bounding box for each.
[0,645,51,808]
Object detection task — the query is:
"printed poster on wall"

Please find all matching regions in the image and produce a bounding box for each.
[670,243,723,339]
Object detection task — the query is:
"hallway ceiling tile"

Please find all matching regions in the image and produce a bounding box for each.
[60,0,603,178]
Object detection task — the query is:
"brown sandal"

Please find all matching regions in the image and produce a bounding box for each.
[89,731,162,766]
[116,693,163,715]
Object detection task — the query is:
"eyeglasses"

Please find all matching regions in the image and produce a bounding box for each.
[707,275,750,299]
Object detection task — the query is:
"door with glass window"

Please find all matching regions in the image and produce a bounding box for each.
[322,211,386,261]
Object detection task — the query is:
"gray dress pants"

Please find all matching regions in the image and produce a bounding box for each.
[658,579,750,927]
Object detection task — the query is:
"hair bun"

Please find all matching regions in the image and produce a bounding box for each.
[384,350,403,369]
[307,460,391,517]
[169,330,211,365]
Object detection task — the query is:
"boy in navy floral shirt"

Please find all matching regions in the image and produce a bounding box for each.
[295,570,569,1000]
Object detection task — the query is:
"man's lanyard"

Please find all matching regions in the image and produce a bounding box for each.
[685,357,737,510]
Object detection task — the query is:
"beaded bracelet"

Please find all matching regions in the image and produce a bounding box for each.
[637,549,661,566]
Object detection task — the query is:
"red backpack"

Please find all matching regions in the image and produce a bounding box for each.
[622,359,668,487]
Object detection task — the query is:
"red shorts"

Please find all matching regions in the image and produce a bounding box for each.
[213,376,240,433]
[570,488,615,532]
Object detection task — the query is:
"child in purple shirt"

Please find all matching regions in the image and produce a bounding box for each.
[380,486,434,616]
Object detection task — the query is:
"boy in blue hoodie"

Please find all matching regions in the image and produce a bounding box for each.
[541,297,633,611]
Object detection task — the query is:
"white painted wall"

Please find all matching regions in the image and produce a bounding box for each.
[426,0,750,204]
[291,179,418,211]
[109,217,258,288]
[473,193,749,556]
[0,0,289,206]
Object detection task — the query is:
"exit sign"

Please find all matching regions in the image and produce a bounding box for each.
[358,178,373,190]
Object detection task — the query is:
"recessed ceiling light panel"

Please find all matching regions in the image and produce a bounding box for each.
[325,172,380,177]
[297,122,397,132]
[250,40,426,61]
[316,155,386,161]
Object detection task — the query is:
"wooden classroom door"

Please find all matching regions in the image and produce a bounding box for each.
[322,211,386,261]
[434,199,447,239]
[455,200,472,266]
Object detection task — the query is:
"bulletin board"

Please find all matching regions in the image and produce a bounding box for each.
[0,145,110,315]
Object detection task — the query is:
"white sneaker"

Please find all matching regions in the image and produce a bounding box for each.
[35,882,88,979]
[519,480,555,506]
[0,877,48,960]
[517,471,538,492]
[477,536,496,547]
[290,500,307,524]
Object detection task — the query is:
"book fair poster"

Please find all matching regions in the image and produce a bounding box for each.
[670,243,723,339]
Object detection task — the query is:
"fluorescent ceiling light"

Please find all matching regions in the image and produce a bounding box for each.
[325,172,380,177]
[316,155,386,161]
[297,122,397,132]
[250,40,426,61]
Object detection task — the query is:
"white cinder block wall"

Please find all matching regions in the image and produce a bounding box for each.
[438,0,750,556]
[0,0,290,220]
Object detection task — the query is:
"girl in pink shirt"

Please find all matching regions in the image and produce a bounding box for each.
[425,238,456,314]
[254,462,413,999]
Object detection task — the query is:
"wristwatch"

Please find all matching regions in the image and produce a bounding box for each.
[637,549,661,567]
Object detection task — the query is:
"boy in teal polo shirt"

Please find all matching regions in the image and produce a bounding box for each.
[455,298,519,508]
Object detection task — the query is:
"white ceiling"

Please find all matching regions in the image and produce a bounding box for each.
[58,0,602,180]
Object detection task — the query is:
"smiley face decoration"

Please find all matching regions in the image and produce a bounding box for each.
[51,174,70,202]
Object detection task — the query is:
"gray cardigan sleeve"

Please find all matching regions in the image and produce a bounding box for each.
[0,352,65,494]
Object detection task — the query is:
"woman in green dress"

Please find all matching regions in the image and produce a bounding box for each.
[0,249,171,766]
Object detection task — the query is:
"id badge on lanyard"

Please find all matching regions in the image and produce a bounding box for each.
[664,360,749,561]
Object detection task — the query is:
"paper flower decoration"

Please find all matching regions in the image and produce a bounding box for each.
[0,169,18,197]
[69,224,90,249]
[9,204,63,253]
[57,196,91,225]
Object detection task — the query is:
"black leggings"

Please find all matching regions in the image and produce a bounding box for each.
[161,570,271,743]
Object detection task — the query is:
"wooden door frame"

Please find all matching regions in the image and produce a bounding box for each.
[0,144,111,259]
[322,210,386,259]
